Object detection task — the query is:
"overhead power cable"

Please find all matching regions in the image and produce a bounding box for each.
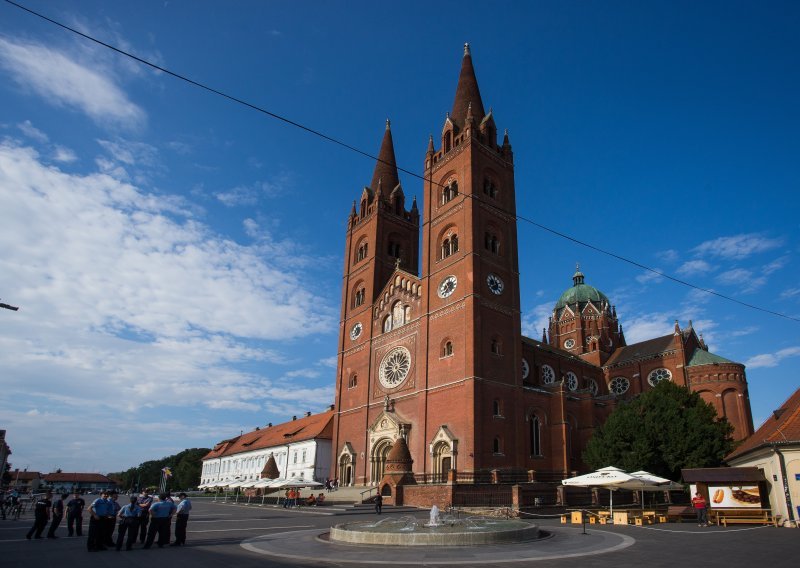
[4,0,798,324]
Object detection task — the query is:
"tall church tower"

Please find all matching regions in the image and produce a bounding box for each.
[421,43,522,471]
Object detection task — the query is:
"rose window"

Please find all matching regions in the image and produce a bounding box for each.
[565,371,578,391]
[647,368,672,387]
[541,365,555,385]
[609,377,630,395]
[379,347,411,389]
[587,379,599,396]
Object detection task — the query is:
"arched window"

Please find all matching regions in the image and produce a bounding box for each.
[484,178,498,199]
[484,232,500,254]
[383,315,392,333]
[530,415,542,456]
[444,132,452,153]
[392,301,405,327]
[388,241,401,258]
[442,340,454,357]
[441,180,458,204]
[356,241,369,262]
[353,287,365,308]
[491,336,503,355]
[348,374,358,389]
[360,199,367,217]
[493,437,502,454]
[493,400,501,417]
[441,233,459,259]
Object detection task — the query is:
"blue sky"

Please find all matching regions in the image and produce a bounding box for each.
[0,0,797,474]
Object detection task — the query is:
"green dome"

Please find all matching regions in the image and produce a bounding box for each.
[554,266,610,311]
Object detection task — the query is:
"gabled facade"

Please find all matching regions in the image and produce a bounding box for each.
[330,45,754,490]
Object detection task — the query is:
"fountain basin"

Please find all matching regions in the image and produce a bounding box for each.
[329,517,539,546]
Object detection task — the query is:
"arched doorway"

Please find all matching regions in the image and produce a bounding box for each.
[432,440,452,483]
[370,438,393,484]
[338,454,353,486]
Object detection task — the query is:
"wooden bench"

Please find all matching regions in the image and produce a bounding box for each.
[714,509,772,527]
[666,505,696,522]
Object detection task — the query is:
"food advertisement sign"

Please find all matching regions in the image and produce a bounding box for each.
[708,485,761,508]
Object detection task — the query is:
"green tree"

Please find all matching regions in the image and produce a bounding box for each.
[583,381,734,480]
[107,448,210,492]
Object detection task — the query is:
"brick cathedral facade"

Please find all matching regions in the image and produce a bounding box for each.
[331,45,753,490]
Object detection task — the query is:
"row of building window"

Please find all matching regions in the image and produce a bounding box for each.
[489,415,544,457]
[439,178,501,205]
[536,364,673,395]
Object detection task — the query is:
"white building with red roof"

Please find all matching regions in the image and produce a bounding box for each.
[201,408,334,486]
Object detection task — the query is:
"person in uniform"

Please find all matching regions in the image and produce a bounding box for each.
[65,492,85,536]
[105,492,121,546]
[136,489,153,543]
[87,490,112,551]
[26,491,52,539]
[143,494,176,549]
[170,492,192,546]
[46,493,68,538]
[115,495,141,551]
[374,493,383,515]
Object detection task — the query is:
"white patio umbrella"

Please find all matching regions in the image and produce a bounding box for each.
[271,479,323,489]
[623,471,684,509]
[562,466,658,519]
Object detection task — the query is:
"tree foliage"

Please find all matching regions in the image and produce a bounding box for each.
[583,381,734,480]
[107,448,210,492]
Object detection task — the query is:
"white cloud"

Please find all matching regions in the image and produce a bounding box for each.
[745,347,800,369]
[656,249,679,263]
[635,269,663,285]
[676,259,713,276]
[521,302,552,339]
[780,288,800,300]
[692,233,783,260]
[621,313,674,345]
[53,145,78,163]
[0,37,145,128]
[17,120,48,143]
[215,175,291,207]
[716,268,766,293]
[762,256,788,275]
[0,140,341,470]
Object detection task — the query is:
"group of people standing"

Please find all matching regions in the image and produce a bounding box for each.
[23,489,192,551]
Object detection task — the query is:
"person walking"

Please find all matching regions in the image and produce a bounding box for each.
[136,489,153,543]
[691,492,708,526]
[170,492,192,546]
[65,492,85,536]
[143,494,176,549]
[46,493,67,538]
[26,491,52,539]
[115,495,141,551]
[374,493,383,515]
[87,490,113,551]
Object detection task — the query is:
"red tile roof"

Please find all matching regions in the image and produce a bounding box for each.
[726,387,800,461]
[11,470,41,481]
[43,472,114,483]
[202,410,334,461]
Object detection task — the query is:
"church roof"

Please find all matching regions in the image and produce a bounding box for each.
[522,336,598,369]
[603,334,676,367]
[369,119,400,194]
[202,410,334,460]
[686,348,736,367]
[726,388,800,461]
[450,43,486,127]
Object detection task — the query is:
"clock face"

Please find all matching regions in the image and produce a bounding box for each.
[521,358,530,379]
[438,275,457,298]
[349,322,363,340]
[564,338,576,349]
[487,273,504,295]
[379,346,412,389]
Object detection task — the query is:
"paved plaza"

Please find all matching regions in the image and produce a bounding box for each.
[1,498,796,567]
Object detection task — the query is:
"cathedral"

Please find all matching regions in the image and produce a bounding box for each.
[331,45,753,491]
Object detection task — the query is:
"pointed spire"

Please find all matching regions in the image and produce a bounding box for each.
[450,43,486,127]
[619,325,626,346]
[350,200,357,216]
[411,195,418,213]
[427,134,434,154]
[542,327,548,343]
[674,320,681,335]
[502,129,510,147]
[370,119,400,194]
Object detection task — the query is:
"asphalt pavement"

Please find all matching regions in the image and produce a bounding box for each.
[1,497,796,568]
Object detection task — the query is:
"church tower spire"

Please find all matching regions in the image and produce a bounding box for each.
[450,43,486,128]
[370,119,400,195]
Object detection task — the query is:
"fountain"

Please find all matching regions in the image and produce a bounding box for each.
[328,509,540,546]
